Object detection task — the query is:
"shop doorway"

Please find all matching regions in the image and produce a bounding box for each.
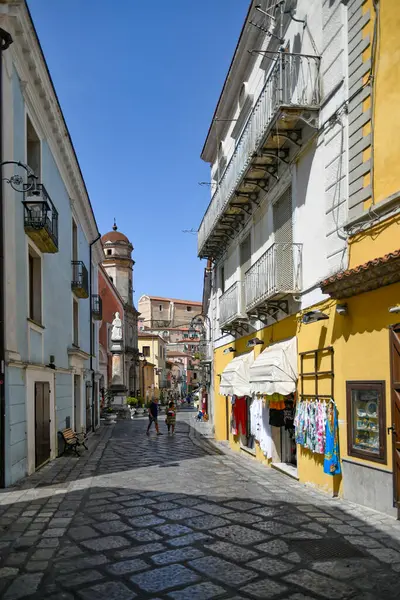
[271,398,297,476]
[35,382,50,469]
[390,324,400,508]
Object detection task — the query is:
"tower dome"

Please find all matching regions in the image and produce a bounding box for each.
[101,219,132,246]
[101,220,134,305]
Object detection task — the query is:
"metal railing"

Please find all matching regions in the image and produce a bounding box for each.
[71,261,89,298]
[198,53,320,255]
[23,184,59,252]
[245,243,302,312]
[219,281,246,328]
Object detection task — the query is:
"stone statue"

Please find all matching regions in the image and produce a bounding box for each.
[111,312,123,341]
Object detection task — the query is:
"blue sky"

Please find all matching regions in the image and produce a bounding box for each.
[28,0,248,304]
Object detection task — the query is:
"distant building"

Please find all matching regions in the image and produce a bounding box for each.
[137,332,166,399]
[138,296,202,329]
[138,295,204,398]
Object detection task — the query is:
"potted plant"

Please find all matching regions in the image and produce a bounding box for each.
[105,406,117,424]
[126,397,138,418]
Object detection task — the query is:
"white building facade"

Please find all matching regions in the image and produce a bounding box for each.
[0,1,103,486]
[200,0,349,431]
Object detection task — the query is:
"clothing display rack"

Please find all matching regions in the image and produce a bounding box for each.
[299,346,334,400]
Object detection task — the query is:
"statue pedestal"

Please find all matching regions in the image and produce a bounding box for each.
[112,395,126,406]
[110,312,127,404]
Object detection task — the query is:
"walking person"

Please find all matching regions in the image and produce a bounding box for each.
[146,397,163,436]
[165,400,176,435]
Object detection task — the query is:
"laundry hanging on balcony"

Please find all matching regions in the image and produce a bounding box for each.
[249,337,298,396]
[219,351,254,397]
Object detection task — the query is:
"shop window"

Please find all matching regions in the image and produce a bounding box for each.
[346,381,386,463]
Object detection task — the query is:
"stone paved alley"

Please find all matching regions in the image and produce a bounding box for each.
[2,411,400,600]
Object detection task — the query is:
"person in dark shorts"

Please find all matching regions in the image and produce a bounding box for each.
[146,397,163,436]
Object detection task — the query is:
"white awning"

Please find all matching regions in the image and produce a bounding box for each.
[219,351,254,397]
[249,337,298,396]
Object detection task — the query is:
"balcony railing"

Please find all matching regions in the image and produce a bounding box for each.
[219,281,246,328]
[92,294,102,320]
[245,243,302,312]
[71,261,89,299]
[23,184,59,253]
[198,53,320,255]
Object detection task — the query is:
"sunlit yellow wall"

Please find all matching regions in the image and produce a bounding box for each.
[213,282,400,495]
[347,0,400,268]
[348,213,400,269]
[371,0,400,205]
[213,317,297,448]
[297,283,400,495]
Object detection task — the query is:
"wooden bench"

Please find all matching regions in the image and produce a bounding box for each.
[59,428,88,456]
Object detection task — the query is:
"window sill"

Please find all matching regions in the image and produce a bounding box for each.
[345,452,387,467]
[27,318,45,330]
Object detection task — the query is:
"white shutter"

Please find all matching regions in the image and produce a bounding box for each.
[273,187,294,292]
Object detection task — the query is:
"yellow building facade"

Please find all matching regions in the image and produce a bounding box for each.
[138,333,167,400]
[209,0,400,517]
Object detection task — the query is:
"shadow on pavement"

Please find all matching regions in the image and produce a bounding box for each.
[1,419,400,598]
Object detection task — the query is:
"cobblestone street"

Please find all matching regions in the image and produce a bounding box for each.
[2,411,400,599]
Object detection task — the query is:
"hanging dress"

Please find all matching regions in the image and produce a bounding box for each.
[323,402,341,475]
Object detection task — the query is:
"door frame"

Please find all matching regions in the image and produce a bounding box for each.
[73,373,82,433]
[26,367,55,476]
[34,381,51,469]
[390,323,400,508]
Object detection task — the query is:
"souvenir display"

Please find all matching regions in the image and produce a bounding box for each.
[351,389,380,454]
[294,399,329,454]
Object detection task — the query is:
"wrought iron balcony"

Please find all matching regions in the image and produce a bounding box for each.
[245,243,302,313]
[198,53,320,258]
[92,294,102,320]
[23,184,58,253]
[219,281,246,329]
[71,261,89,299]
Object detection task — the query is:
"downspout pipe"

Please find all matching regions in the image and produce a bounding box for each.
[0,28,13,489]
[89,233,101,432]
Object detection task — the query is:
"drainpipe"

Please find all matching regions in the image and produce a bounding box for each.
[0,28,13,488]
[89,233,101,432]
